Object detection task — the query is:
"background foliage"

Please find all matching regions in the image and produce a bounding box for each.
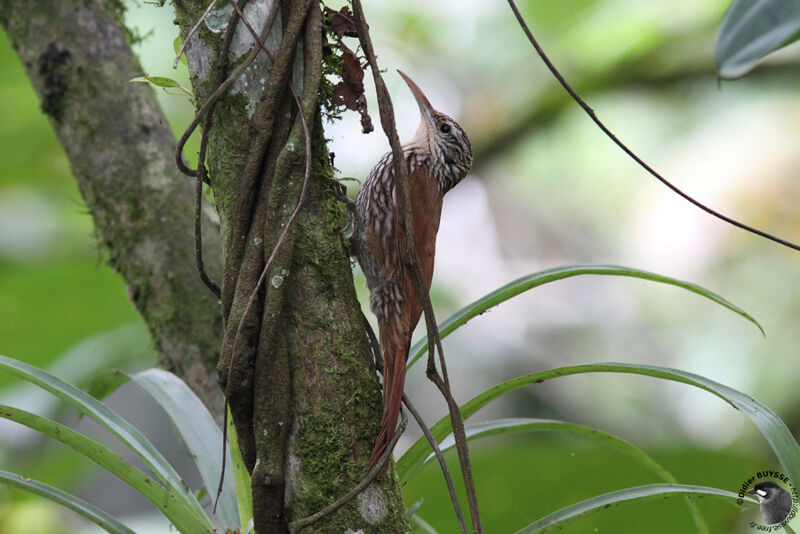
[2,0,800,532]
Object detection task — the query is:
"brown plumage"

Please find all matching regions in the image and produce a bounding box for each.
[354,71,473,472]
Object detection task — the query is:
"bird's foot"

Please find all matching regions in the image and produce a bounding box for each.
[324,180,360,249]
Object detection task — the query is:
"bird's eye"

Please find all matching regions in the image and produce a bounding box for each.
[439,123,451,134]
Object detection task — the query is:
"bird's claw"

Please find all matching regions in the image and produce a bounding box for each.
[323,179,350,203]
[323,181,361,249]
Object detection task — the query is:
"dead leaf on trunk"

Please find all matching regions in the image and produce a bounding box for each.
[323,6,374,133]
[325,5,358,40]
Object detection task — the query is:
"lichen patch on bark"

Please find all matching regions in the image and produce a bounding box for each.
[227,0,283,117]
[357,483,389,525]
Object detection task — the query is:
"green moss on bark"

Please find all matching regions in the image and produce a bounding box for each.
[1,0,225,412]
[282,115,408,532]
[169,1,410,531]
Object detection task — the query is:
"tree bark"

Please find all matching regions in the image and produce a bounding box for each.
[0,0,225,416]
[2,0,410,532]
[172,0,408,531]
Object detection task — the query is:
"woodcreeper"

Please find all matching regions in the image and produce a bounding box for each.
[354,71,473,471]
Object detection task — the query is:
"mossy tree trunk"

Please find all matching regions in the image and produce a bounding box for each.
[0,0,225,413]
[1,0,409,532]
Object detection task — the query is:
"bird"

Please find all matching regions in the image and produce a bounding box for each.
[748,480,793,524]
[354,70,473,472]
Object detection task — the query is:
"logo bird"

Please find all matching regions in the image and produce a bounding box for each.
[749,481,793,525]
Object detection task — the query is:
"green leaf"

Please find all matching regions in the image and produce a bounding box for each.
[715,0,800,79]
[226,407,253,531]
[513,484,754,533]
[0,469,136,534]
[0,354,208,522]
[407,498,424,518]
[84,369,130,402]
[129,369,239,531]
[411,514,439,534]
[173,36,188,66]
[0,405,213,534]
[406,417,709,533]
[131,75,181,88]
[405,418,676,484]
[129,75,192,100]
[47,324,150,394]
[407,265,764,369]
[1,325,149,422]
[398,363,800,494]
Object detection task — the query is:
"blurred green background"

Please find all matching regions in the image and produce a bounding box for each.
[2,0,800,532]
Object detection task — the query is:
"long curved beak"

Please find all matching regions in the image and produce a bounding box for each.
[398,70,435,125]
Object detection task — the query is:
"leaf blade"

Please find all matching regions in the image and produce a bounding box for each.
[0,354,208,521]
[407,265,763,369]
[226,406,253,531]
[405,417,676,485]
[130,369,239,530]
[0,469,137,534]
[715,0,800,79]
[403,417,710,533]
[173,36,189,66]
[513,484,754,534]
[398,363,800,494]
[0,405,212,534]
[138,75,181,88]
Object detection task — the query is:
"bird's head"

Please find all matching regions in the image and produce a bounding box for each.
[748,481,786,502]
[398,70,472,193]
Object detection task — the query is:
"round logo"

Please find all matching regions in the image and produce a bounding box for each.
[737,470,798,530]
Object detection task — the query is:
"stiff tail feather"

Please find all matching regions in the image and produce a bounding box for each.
[369,344,408,473]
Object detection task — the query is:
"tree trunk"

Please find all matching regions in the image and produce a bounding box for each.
[0,0,224,415]
[1,0,409,532]
[172,0,408,530]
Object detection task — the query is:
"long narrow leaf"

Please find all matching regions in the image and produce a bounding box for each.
[0,354,206,519]
[0,469,136,534]
[84,369,131,403]
[0,326,148,444]
[406,418,709,533]
[514,484,754,534]
[405,418,675,484]
[0,405,212,534]
[411,514,440,534]
[407,265,763,368]
[226,407,253,531]
[715,0,800,79]
[130,369,239,530]
[398,363,800,492]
